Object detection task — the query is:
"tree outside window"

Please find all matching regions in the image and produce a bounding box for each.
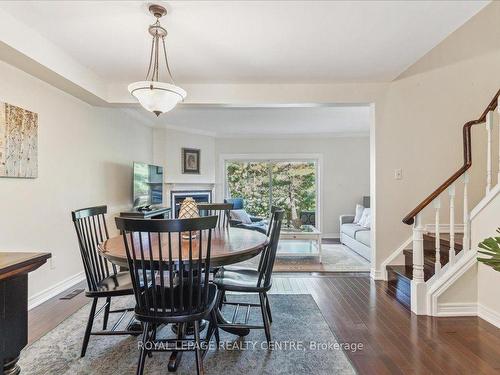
[226,160,317,226]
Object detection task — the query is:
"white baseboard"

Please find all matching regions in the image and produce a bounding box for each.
[28,271,86,310]
[434,303,500,326]
[478,303,500,328]
[370,268,384,280]
[322,233,339,239]
[436,302,477,317]
[377,236,412,281]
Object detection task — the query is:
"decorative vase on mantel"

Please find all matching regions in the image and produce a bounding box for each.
[178,197,199,239]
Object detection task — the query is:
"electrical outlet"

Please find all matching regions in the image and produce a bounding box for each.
[394,168,403,180]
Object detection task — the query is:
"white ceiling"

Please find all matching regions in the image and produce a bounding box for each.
[0,0,488,85]
[142,104,371,137]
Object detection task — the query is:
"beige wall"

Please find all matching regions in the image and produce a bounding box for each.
[452,192,500,324]
[153,127,215,184]
[0,61,153,299]
[436,173,500,324]
[214,136,370,236]
[378,2,500,320]
[3,1,500,316]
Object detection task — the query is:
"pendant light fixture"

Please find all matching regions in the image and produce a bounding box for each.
[128,4,186,116]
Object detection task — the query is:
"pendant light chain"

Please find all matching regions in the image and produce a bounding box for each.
[143,18,175,85]
[154,28,160,82]
[162,36,176,85]
[145,35,155,81]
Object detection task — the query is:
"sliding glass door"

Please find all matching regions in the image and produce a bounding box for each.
[226,161,271,217]
[225,159,318,227]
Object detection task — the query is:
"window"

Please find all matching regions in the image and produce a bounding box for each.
[225,159,318,227]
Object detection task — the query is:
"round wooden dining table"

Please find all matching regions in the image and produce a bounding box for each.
[99,227,268,268]
[99,226,268,370]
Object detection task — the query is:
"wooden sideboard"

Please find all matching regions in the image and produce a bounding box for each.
[119,206,171,219]
[0,252,51,375]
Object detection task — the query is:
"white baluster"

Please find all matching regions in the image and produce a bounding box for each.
[411,213,426,314]
[433,197,441,274]
[463,172,470,252]
[449,184,456,264]
[412,213,425,283]
[486,110,493,193]
[498,97,500,184]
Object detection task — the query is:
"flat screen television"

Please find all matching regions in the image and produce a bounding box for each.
[133,162,163,209]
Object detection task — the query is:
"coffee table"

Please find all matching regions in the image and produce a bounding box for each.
[279,225,322,263]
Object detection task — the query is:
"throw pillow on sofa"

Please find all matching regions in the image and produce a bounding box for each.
[230,209,253,224]
[362,212,371,228]
[358,208,371,228]
[353,204,364,223]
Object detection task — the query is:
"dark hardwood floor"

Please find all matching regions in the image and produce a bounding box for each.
[28,274,500,374]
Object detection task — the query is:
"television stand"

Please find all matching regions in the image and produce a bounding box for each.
[120,206,171,219]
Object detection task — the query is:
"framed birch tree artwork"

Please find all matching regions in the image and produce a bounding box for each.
[0,101,38,178]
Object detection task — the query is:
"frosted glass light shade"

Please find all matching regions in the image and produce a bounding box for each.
[128,81,186,116]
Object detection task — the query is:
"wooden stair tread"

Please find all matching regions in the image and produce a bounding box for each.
[386,264,433,282]
[386,233,465,309]
[403,248,451,264]
[385,265,412,309]
[423,233,463,250]
[386,265,412,280]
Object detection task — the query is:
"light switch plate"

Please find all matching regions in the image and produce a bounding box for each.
[395,168,403,180]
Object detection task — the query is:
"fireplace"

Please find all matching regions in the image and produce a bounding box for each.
[170,190,212,218]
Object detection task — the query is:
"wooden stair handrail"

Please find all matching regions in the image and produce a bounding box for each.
[402,88,500,225]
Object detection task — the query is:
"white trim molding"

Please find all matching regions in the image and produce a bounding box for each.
[478,303,500,328]
[370,268,384,280]
[378,236,413,281]
[219,153,323,232]
[436,302,477,317]
[427,248,478,316]
[470,183,500,220]
[28,271,86,310]
[425,224,464,233]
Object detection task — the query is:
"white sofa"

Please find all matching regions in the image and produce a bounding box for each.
[339,197,371,261]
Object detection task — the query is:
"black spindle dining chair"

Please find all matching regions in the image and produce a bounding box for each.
[214,209,284,343]
[115,216,220,375]
[197,203,233,228]
[71,206,137,358]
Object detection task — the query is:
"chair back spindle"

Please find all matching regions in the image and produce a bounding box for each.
[72,205,116,292]
[115,216,218,321]
[198,203,233,229]
[257,209,284,289]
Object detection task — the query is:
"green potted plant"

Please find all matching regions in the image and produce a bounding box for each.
[478,228,500,271]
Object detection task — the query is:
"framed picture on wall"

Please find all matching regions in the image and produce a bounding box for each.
[182,148,200,174]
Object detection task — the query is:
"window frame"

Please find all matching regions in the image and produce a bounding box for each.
[220,153,322,231]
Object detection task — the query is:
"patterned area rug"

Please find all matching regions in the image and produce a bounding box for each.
[235,243,370,272]
[20,294,355,375]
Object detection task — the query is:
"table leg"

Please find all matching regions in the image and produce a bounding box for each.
[171,321,207,336]
[1,276,27,375]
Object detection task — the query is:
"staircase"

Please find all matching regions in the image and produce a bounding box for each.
[388,89,500,314]
[386,233,463,309]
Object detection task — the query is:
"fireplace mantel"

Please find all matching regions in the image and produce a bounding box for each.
[165,181,215,191]
[164,182,217,213]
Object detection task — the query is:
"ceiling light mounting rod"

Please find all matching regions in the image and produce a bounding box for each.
[128,4,186,116]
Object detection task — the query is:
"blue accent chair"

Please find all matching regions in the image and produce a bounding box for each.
[224,198,267,234]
